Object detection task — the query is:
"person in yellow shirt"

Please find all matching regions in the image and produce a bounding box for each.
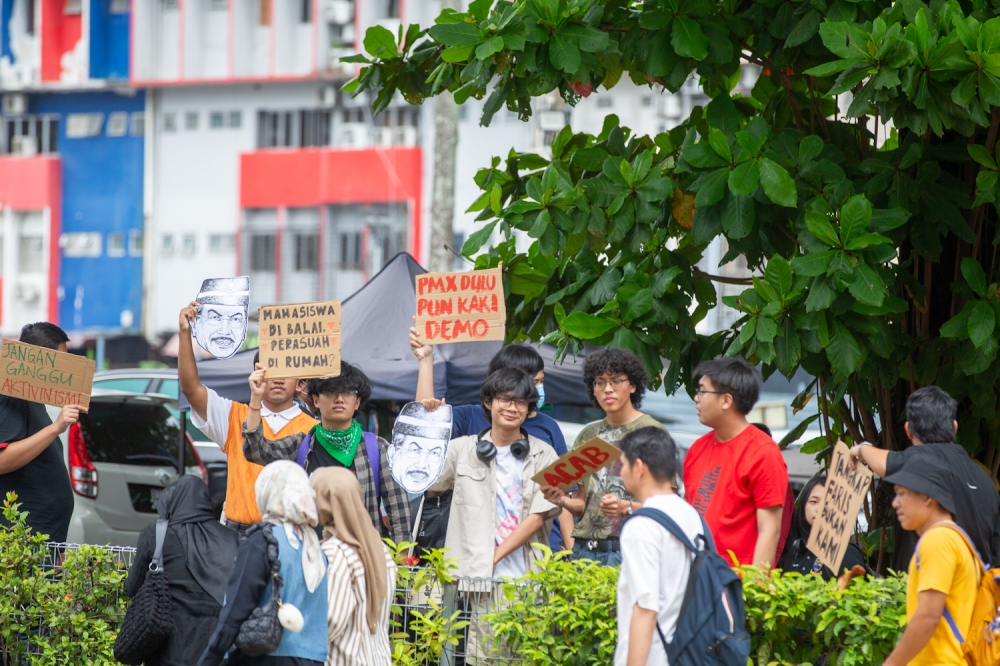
[883,456,980,666]
[178,302,317,534]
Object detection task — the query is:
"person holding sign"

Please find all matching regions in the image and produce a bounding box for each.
[682,357,789,569]
[541,349,665,566]
[242,362,411,543]
[0,323,79,542]
[178,302,318,535]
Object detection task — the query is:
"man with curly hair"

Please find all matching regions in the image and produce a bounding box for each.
[542,348,666,565]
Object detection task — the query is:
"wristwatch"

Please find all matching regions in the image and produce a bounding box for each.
[626,500,634,515]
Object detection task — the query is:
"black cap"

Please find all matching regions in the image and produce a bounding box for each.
[883,455,957,516]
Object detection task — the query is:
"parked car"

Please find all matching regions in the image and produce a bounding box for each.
[91,369,228,516]
[46,389,206,547]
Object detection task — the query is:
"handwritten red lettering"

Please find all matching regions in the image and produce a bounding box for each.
[581,446,611,467]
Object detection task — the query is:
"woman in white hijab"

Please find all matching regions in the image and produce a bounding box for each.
[200,461,330,666]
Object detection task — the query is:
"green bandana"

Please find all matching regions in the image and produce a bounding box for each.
[311,420,362,468]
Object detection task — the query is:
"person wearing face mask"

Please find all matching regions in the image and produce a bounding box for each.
[777,476,869,579]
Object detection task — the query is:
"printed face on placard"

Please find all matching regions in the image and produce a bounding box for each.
[193,277,250,359]
[388,402,453,494]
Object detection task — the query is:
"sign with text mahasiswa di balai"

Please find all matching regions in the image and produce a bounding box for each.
[258,301,341,380]
[0,339,95,410]
[531,438,622,490]
[807,441,873,574]
[415,266,505,344]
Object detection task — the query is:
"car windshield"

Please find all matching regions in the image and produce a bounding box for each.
[81,401,194,467]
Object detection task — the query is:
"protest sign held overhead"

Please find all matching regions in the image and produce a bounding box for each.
[194,277,250,359]
[388,402,453,494]
[532,437,622,490]
[0,340,95,410]
[807,441,873,574]
[415,266,505,344]
[259,300,341,380]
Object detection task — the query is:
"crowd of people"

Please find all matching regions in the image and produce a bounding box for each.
[1,307,998,666]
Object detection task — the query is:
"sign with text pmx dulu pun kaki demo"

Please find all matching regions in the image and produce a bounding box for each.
[415,266,505,344]
[0,339,95,410]
[259,301,341,380]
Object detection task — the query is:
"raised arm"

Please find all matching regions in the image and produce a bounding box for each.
[179,301,209,420]
[410,324,436,401]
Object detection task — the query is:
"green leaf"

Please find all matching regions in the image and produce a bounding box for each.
[805,210,841,247]
[827,319,863,374]
[637,176,674,202]
[442,44,476,62]
[798,136,824,163]
[940,307,972,338]
[428,22,485,46]
[728,160,760,196]
[694,169,730,206]
[652,267,683,297]
[778,414,821,449]
[870,207,910,232]
[844,233,892,250]
[839,194,872,245]
[765,255,793,298]
[791,250,835,276]
[848,263,887,306]
[475,35,504,59]
[364,25,398,57]
[721,194,755,239]
[804,59,857,77]
[509,262,549,299]
[623,289,654,322]
[682,143,728,169]
[968,301,996,348]
[805,275,837,312]
[962,258,989,298]
[708,129,732,161]
[785,9,822,48]
[549,34,582,73]
[671,17,708,61]
[560,24,610,52]
[758,158,797,207]
[561,312,619,339]
[756,317,778,342]
[462,220,499,256]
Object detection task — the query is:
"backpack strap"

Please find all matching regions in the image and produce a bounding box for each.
[914,522,982,647]
[363,432,381,498]
[150,519,168,572]
[629,507,701,553]
[295,433,312,468]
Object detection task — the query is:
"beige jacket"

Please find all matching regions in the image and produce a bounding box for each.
[429,433,560,582]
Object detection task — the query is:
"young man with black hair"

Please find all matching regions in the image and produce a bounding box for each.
[617,426,704,666]
[0,322,79,541]
[242,362,411,542]
[178,302,317,533]
[682,357,789,569]
[849,385,1000,568]
[542,348,666,565]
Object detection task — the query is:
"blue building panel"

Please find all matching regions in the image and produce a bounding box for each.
[89,0,130,80]
[32,91,145,333]
[0,1,12,61]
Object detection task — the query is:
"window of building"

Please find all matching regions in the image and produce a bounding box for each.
[597,97,613,108]
[249,234,276,271]
[25,0,36,34]
[229,111,242,128]
[210,0,228,9]
[294,233,318,271]
[107,232,126,257]
[164,112,177,132]
[209,234,235,253]
[452,232,466,271]
[162,0,178,9]
[257,109,332,148]
[300,0,311,22]
[641,96,653,107]
[106,112,128,137]
[185,112,199,130]
[64,0,82,14]
[110,0,129,13]
[2,115,58,154]
[66,113,104,138]
[161,234,174,256]
[131,112,145,136]
[459,105,468,121]
[19,235,44,274]
[129,230,143,256]
[387,0,399,18]
[339,232,361,268]
[60,232,102,257]
[210,112,225,129]
[342,108,364,124]
[182,234,196,256]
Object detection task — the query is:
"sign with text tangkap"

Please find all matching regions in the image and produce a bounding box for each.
[807,441,873,575]
[531,437,622,490]
[415,266,506,344]
[0,339,95,410]
[258,301,341,380]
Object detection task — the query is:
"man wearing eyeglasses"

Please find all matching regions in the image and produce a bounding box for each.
[241,361,411,542]
[542,349,665,565]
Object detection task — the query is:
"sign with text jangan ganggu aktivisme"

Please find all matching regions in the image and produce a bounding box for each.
[0,339,95,410]
[258,301,341,380]
[531,438,622,490]
[807,441,873,574]
[415,266,505,344]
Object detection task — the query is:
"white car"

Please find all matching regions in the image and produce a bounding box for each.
[46,389,206,547]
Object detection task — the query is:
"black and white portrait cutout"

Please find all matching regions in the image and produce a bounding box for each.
[388,402,453,494]
[193,277,250,359]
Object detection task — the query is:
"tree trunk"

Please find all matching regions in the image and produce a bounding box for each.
[428,92,460,272]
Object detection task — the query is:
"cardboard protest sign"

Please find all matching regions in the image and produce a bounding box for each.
[807,441,873,574]
[258,301,341,380]
[0,339,95,410]
[415,266,505,344]
[194,277,250,359]
[388,402,453,494]
[531,437,622,490]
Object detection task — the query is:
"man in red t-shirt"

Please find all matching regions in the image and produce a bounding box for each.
[682,358,789,569]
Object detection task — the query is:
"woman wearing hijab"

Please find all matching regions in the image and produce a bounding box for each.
[310,468,397,666]
[124,475,240,666]
[199,461,329,666]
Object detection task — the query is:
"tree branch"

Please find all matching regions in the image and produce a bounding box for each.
[741,44,804,132]
[693,267,754,285]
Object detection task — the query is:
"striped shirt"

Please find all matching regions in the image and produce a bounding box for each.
[322,538,397,666]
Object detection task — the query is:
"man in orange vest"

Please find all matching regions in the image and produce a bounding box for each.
[178,302,317,535]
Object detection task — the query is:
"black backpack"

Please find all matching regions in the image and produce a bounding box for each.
[628,507,751,666]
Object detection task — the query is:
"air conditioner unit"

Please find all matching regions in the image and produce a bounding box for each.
[11,135,37,157]
[3,94,26,116]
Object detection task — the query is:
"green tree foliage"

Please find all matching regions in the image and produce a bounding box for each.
[347,0,1000,549]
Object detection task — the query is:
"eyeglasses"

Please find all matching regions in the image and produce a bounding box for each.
[693,389,725,399]
[327,390,358,401]
[495,396,530,411]
[593,377,630,390]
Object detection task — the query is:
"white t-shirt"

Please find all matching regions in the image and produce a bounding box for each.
[615,493,704,666]
[493,446,527,580]
[189,387,304,451]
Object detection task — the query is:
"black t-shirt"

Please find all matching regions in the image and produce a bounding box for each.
[0,396,74,542]
[777,538,868,580]
[305,442,356,474]
[886,443,1000,567]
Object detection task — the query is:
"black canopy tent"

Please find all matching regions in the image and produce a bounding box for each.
[182,253,590,409]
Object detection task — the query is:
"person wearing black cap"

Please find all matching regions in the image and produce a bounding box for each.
[882,456,980,666]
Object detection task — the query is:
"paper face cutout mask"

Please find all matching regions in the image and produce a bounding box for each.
[388,402,453,494]
[194,277,250,359]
